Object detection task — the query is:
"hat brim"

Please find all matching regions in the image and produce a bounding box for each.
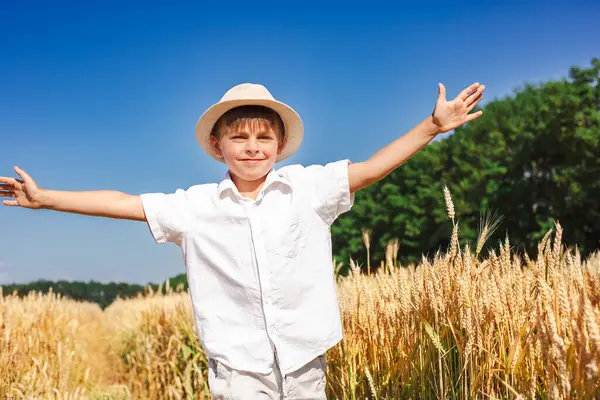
[195,98,303,164]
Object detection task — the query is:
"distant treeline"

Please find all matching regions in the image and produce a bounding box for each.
[1,273,189,309]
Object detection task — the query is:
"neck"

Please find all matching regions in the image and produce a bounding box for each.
[230,171,270,200]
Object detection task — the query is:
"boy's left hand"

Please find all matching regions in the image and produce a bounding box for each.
[432,82,485,134]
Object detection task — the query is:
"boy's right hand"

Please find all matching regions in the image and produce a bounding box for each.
[1,166,145,220]
[0,166,44,209]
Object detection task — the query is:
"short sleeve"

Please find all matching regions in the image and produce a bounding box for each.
[139,189,191,246]
[304,159,355,225]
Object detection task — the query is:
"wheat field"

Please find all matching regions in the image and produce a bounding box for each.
[1,188,599,399]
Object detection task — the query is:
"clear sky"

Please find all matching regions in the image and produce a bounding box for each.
[0,1,598,285]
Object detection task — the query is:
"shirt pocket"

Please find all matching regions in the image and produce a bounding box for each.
[261,211,306,259]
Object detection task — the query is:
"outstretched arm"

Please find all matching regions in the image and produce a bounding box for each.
[1,166,146,221]
[348,82,485,193]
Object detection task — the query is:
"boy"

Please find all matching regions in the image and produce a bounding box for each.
[1,82,484,399]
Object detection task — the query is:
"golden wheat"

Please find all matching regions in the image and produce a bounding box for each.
[2,192,600,398]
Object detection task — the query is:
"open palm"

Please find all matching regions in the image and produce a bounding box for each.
[0,166,43,209]
[432,82,485,133]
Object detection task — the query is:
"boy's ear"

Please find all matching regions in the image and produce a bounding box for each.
[277,135,286,155]
[209,135,224,158]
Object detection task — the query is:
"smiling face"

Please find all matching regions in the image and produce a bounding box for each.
[209,106,285,186]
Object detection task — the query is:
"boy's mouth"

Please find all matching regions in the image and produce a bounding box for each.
[240,159,264,163]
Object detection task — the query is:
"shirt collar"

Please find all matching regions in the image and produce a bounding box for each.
[217,167,292,199]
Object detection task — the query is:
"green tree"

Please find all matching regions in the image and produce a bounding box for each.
[332,58,600,273]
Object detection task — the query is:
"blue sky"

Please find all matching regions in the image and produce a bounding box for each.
[0,1,598,285]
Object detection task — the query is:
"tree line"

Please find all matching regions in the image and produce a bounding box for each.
[0,274,189,309]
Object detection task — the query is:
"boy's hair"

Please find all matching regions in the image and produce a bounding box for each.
[210,105,285,142]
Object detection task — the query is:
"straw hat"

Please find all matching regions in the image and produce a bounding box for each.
[195,83,304,163]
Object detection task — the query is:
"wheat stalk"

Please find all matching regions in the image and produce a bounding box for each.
[443,185,455,221]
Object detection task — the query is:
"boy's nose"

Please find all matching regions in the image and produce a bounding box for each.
[245,138,259,153]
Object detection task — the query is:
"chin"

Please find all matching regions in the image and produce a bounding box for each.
[232,166,272,180]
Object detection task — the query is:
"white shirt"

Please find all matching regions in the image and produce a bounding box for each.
[139,159,354,375]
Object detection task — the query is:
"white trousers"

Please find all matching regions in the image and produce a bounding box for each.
[207,352,327,400]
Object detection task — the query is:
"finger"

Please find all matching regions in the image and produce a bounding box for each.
[0,186,15,192]
[14,166,32,183]
[466,94,483,112]
[0,174,24,186]
[0,176,17,185]
[2,199,18,207]
[0,178,25,187]
[437,83,447,102]
[466,110,484,122]
[0,191,15,198]
[459,82,481,101]
[466,85,485,105]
